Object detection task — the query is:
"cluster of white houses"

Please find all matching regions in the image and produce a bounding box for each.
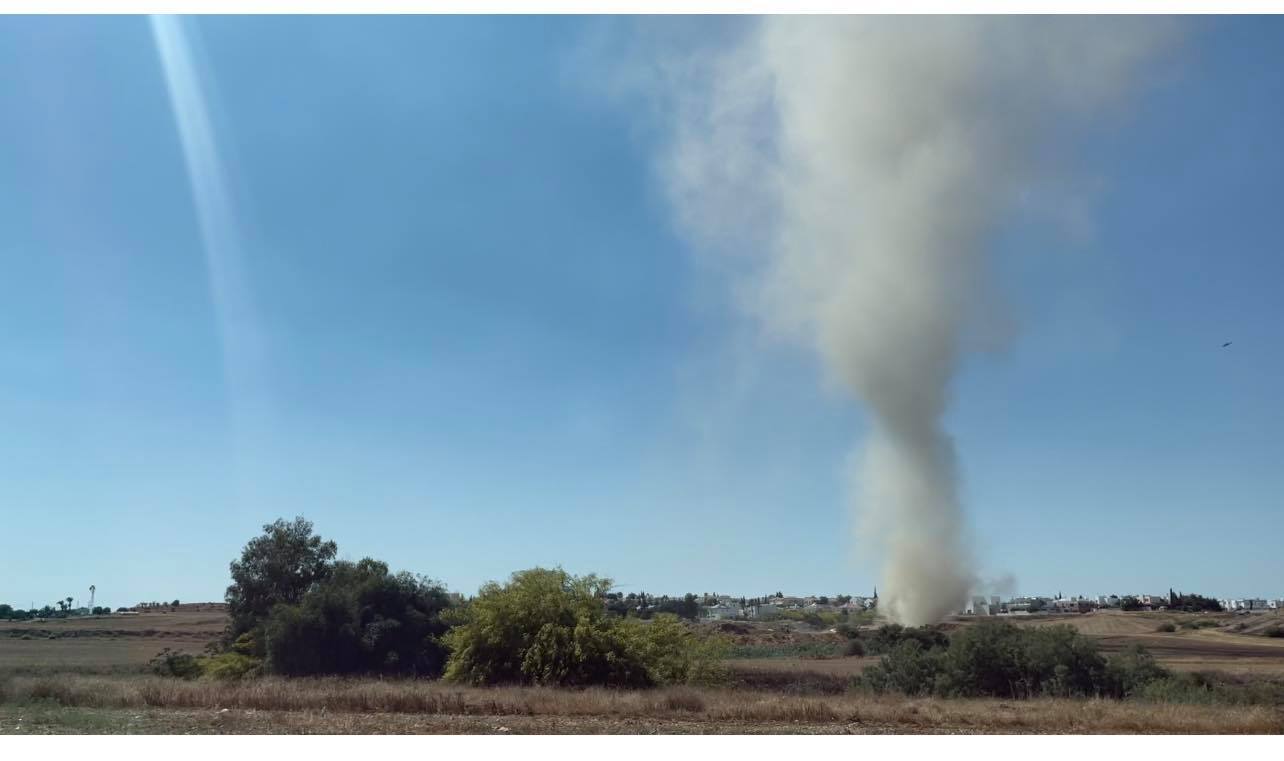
[965,594,1284,616]
[1220,598,1282,611]
[702,593,878,621]
[703,592,1284,620]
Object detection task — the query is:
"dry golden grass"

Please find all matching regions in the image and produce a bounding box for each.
[1,674,1280,734]
[0,638,206,671]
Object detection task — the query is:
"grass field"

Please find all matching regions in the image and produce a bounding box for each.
[2,674,1282,734]
[0,609,225,674]
[4,608,1284,734]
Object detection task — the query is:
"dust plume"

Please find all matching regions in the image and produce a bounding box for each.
[641,17,1177,624]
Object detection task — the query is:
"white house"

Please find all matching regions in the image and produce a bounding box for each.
[747,603,778,620]
[704,605,741,621]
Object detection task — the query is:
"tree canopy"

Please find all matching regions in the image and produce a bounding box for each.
[442,567,725,688]
[264,558,453,677]
[225,516,338,637]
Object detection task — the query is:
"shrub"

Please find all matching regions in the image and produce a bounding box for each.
[150,648,204,680]
[1156,622,1176,633]
[858,621,1164,701]
[201,652,262,680]
[264,558,452,677]
[1134,672,1216,704]
[443,568,725,688]
[1263,625,1284,638]
[1103,644,1170,698]
[860,640,944,696]
[843,638,866,657]
[618,615,729,686]
[1180,619,1218,630]
[444,568,648,687]
[864,624,949,655]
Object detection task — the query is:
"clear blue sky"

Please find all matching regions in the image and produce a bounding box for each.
[1,16,1280,610]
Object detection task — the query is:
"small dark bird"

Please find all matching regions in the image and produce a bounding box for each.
[1222,341,1233,348]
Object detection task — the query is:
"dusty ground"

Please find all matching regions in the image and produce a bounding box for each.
[0,704,942,735]
[715,610,1284,686]
[0,609,225,672]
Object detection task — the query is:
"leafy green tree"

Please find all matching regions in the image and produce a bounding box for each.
[651,593,701,620]
[444,568,643,686]
[226,516,338,637]
[264,558,452,677]
[444,568,724,688]
[0,604,12,619]
[1167,592,1222,613]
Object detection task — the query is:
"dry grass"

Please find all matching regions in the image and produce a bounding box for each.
[0,638,205,672]
[1,674,1280,734]
[1,609,226,637]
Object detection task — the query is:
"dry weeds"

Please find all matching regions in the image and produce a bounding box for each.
[1,674,1280,734]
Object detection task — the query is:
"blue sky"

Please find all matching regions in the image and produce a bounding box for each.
[1,15,1280,610]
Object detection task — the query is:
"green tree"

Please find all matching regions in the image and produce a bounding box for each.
[443,568,645,687]
[444,568,724,688]
[226,516,338,637]
[264,558,452,677]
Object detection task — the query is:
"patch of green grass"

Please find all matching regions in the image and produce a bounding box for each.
[1179,619,1219,631]
[0,703,138,734]
[727,642,843,660]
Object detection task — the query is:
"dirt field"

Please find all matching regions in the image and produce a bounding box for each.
[0,608,225,672]
[714,610,1284,687]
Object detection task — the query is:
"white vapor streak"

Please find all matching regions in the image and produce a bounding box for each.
[150,16,266,426]
[652,17,1177,625]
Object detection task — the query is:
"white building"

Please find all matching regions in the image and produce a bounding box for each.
[747,603,778,620]
[704,605,741,621]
